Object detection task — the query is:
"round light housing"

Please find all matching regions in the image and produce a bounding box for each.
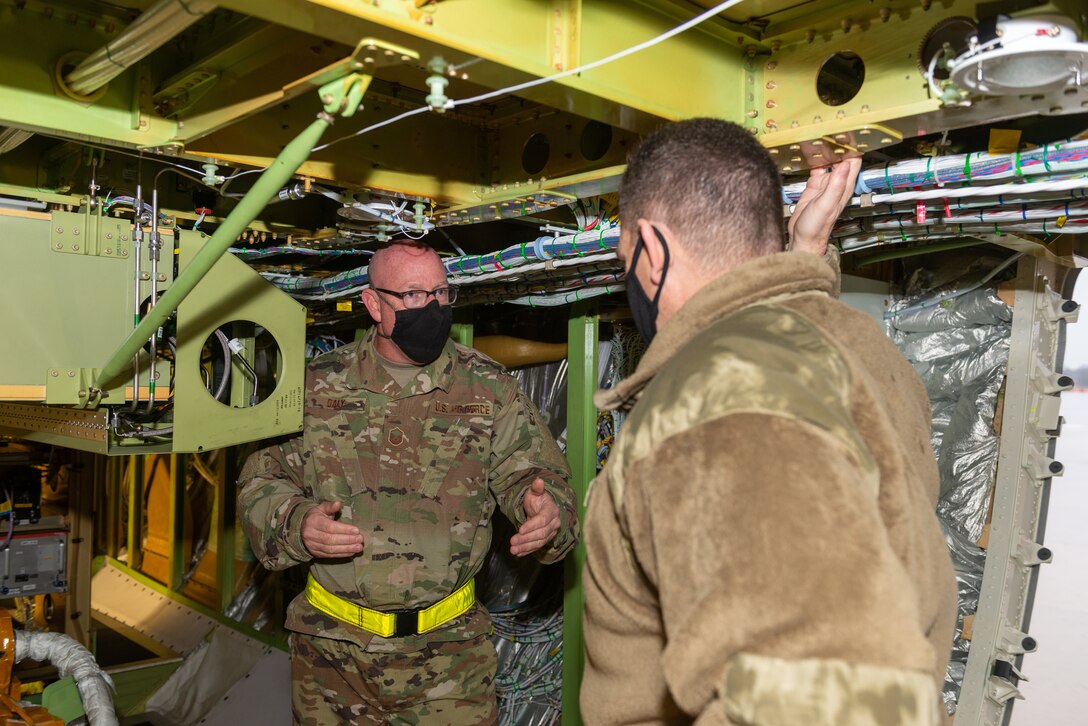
[949,15,1088,95]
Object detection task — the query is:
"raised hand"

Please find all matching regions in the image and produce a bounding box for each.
[788,157,862,256]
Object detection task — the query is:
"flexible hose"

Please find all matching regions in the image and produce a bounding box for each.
[14,631,117,726]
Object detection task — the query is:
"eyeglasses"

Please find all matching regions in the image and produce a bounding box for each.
[372,286,458,308]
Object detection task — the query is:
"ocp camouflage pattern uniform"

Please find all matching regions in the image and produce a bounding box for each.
[239,329,578,725]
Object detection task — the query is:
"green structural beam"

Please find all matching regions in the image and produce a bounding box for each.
[563,302,598,726]
[214,0,748,131]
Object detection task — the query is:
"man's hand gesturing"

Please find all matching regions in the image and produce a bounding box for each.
[301,501,364,559]
[510,479,560,557]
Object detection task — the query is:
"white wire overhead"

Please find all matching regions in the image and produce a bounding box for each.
[312,0,744,153]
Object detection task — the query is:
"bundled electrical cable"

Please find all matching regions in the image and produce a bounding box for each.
[783,139,1088,203]
[262,227,622,304]
[491,592,564,726]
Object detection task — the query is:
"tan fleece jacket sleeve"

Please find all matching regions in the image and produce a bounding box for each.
[627,412,941,725]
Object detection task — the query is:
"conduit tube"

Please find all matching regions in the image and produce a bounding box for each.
[65,0,217,96]
[94,115,332,394]
[14,630,117,726]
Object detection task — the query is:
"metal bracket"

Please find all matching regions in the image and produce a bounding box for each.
[49,209,129,259]
[44,367,99,407]
[767,124,902,173]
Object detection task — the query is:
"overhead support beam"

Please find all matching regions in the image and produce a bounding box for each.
[213,0,749,131]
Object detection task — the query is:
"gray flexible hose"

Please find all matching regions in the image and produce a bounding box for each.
[14,630,117,726]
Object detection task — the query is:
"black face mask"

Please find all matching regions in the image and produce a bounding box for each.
[391,301,453,364]
[625,227,670,345]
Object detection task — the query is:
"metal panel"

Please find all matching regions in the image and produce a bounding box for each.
[172,230,306,453]
[0,209,169,402]
[955,256,1079,725]
[840,273,890,326]
[214,0,747,129]
[0,403,109,451]
[92,561,220,657]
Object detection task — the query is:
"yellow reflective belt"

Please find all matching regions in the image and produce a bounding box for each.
[305,574,475,638]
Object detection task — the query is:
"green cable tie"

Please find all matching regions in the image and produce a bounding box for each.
[519,242,529,261]
[1014,148,1023,177]
[897,215,907,242]
[994,222,1001,235]
[599,229,607,249]
[884,162,892,191]
[924,156,933,184]
[1043,218,1049,237]
[963,153,972,183]
[1042,143,1052,172]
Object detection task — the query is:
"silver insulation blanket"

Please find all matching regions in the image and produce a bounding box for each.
[482,358,571,726]
[889,263,1012,713]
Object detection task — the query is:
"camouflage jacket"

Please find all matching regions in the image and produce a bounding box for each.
[581,252,956,725]
[239,329,578,651]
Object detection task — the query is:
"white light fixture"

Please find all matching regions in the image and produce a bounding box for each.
[949,15,1088,95]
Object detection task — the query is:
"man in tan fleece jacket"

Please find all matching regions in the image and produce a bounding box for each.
[581,119,957,725]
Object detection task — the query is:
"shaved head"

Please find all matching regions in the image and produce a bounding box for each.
[368,242,446,290]
[362,242,450,364]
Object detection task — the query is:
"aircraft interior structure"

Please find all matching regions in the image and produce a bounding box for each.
[0,0,1086,723]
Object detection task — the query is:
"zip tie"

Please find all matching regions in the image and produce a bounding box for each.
[924,156,933,184]
[1043,218,1049,237]
[1021,204,1027,221]
[176,0,208,16]
[963,153,973,183]
[598,229,608,249]
[897,215,907,241]
[1014,148,1023,177]
[519,242,529,261]
[884,162,893,191]
[994,223,1001,235]
[1043,143,1053,172]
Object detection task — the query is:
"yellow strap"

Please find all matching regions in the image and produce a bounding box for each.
[305,574,475,638]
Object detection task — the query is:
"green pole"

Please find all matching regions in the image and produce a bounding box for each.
[94,116,333,393]
[563,302,598,726]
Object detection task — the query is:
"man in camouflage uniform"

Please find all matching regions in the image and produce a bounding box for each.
[239,243,578,725]
[581,120,957,725]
